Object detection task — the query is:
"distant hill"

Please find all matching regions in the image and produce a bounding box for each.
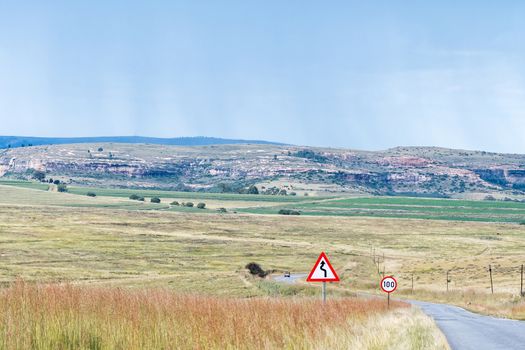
[0,136,285,149]
[2,142,525,199]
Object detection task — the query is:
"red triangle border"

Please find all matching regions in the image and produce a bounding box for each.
[306,252,340,282]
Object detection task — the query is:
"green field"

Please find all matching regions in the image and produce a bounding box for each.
[241,196,525,223]
[3,179,525,223]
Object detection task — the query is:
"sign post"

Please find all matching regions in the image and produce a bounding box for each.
[380,276,397,308]
[306,252,340,302]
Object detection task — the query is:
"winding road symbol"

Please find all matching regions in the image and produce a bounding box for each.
[319,260,327,277]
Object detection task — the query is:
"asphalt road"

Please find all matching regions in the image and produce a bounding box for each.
[273,273,307,284]
[411,300,525,350]
[271,274,525,349]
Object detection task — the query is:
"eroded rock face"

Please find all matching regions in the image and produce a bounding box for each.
[1,143,524,195]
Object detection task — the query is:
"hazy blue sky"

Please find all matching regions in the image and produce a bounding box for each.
[1,1,524,152]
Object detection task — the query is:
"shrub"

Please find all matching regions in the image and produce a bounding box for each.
[247,185,259,195]
[278,209,300,215]
[151,197,161,204]
[86,192,97,197]
[218,208,227,213]
[138,197,145,201]
[32,170,46,182]
[53,180,60,185]
[129,194,140,200]
[57,184,68,193]
[170,201,180,206]
[245,263,268,278]
[185,202,194,207]
[197,202,206,209]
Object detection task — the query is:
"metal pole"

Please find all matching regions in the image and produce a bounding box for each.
[387,293,390,309]
[489,265,494,295]
[322,282,326,303]
[520,264,525,297]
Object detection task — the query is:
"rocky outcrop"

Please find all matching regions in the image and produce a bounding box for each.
[1,143,525,196]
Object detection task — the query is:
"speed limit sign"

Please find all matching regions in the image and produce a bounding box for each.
[380,276,397,293]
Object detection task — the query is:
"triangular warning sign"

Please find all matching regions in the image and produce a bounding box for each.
[306,252,340,282]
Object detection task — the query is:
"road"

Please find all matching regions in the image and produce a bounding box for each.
[410,300,525,350]
[272,274,525,349]
[273,273,307,284]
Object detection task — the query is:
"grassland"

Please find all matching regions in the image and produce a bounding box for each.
[1,180,524,347]
[0,183,524,319]
[0,282,447,350]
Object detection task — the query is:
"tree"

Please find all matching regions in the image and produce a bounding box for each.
[197,202,206,209]
[150,197,161,203]
[185,202,194,207]
[86,192,97,197]
[32,170,46,182]
[98,147,103,152]
[247,185,259,195]
[57,184,68,193]
[170,201,180,206]
[53,180,60,185]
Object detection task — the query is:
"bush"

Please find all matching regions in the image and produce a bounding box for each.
[57,184,68,193]
[185,202,194,207]
[170,201,180,206]
[247,185,259,195]
[217,207,227,213]
[32,170,46,182]
[245,263,268,278]
[129,194,145,201]
[278,209,300,215]
[197,202,206,209]
[150,197,161,203]
[98,147,103,152]
[53,180,60,185]
[86,192,97,197]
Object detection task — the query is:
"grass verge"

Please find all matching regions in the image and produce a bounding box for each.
[0,281,439,350]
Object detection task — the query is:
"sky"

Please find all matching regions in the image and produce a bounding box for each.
[0,1,524,152]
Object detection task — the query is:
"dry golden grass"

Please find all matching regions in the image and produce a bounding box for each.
[0,281,446,350]
[394,288,525,320]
